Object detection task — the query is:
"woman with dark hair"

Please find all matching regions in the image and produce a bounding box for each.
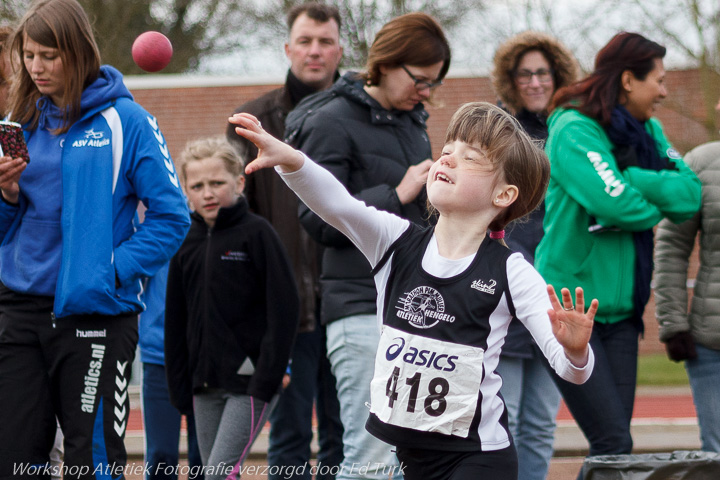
[490,30,579,480]
[535,32,701,472]
[284,12,451,480]
[0,0,189,477]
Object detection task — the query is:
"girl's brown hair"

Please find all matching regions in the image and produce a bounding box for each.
[362,12,451,86]
[8,0,101,133]
[443,102,550,235]
[549,32,666,126]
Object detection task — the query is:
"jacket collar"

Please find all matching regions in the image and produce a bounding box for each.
[332,71,428,128]
[285,69,341,109]
[287,69,320,105]
[190,196,249,233]
[515,108,549,142]
[34,65,132,132]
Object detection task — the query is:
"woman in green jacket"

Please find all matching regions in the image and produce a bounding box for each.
[535,32,701,473]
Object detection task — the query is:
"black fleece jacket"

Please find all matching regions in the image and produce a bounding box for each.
[285,72,433,326]
[164,198,299,413]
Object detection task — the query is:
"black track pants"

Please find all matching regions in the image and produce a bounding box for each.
[0,306,137,480]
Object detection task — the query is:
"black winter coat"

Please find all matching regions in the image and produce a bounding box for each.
[285,72,432,325]
[164,199,299,413]
[226,74,320,334]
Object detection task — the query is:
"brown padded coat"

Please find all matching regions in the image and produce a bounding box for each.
[491,31,580,114]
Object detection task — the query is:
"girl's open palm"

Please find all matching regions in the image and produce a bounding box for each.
[229,113,304,174]
[547,285,597,367]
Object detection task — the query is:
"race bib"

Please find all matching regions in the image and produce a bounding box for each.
[369,325,484,437]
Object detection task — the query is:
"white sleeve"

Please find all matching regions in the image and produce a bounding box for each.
[278,154,410,267]
[507,253,595,384]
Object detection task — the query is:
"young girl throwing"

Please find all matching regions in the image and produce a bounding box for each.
[229,102,596,480]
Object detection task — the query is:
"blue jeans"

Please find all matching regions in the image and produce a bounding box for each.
[685,344,720,452]
[268,325,343,480]
[551,319,638,459]
[496,347,560,480]
[326,315,402,480]
[142,362,203,480]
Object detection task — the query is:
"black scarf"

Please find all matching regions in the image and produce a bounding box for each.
[515,108,549,144]
[286,69,341,106]
[605,105,669,332]
[286,70,319,106]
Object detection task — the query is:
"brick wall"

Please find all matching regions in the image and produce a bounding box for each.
[129,70,707,355]
[129,69,713,163]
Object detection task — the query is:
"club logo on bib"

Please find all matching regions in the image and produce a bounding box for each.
[470,278,496,294]
[395,286,455,329]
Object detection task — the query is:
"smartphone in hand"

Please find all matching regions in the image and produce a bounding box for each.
[0,121,29,163]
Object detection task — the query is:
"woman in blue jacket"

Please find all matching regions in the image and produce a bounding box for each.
[0,0,190,478]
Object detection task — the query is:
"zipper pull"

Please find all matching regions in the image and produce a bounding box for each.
[50,312,56,328]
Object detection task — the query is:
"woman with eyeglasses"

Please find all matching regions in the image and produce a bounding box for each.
[284,12,450,480]
[490,31,579,480]
[535,32,701,478]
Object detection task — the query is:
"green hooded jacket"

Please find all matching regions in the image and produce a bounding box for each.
[536,108,701,324]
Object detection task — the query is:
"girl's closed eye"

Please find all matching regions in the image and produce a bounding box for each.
[461,152,494,173]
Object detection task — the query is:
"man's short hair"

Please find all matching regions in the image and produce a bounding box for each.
[287,2,341,31]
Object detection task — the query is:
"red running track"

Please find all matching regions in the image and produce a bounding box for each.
[127,392,697,433]
[557,394,696,421]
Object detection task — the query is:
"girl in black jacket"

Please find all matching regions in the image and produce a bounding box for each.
[165,137,299,480]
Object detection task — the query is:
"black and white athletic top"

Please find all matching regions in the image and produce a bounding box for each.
[280,156,594,452]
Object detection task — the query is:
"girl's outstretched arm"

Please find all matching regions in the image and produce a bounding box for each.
[547,285,597,368]
[231,112,410,269]
[229,113,305,174]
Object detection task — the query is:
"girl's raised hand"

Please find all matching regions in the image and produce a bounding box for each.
[229,113,305,174]
[547,285,597,367]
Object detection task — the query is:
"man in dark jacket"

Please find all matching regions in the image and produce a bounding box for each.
[225,3,344,479]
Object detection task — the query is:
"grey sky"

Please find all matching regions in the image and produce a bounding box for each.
[194,0,709,78]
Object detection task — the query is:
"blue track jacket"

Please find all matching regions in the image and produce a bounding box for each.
[0,66,190,318]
